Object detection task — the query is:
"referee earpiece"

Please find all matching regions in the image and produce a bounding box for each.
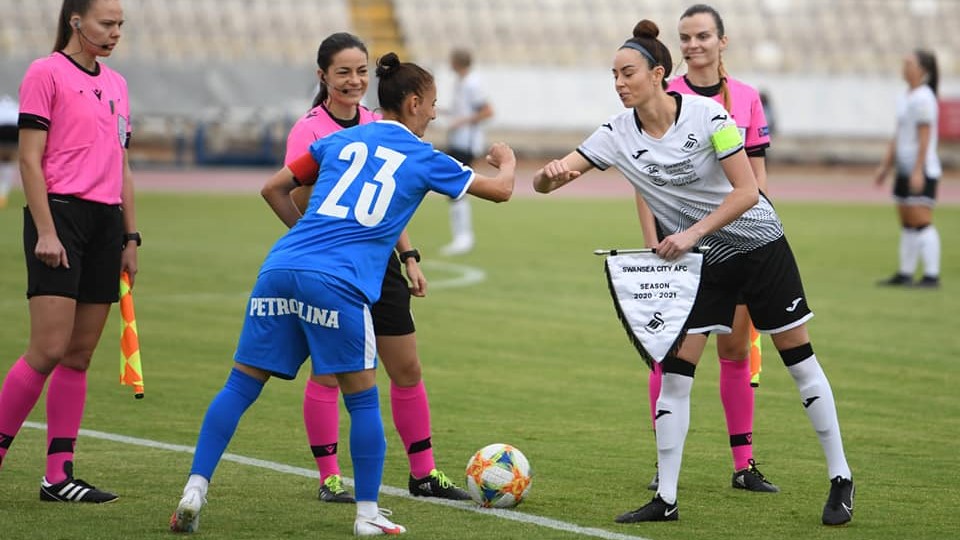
[73,19,80,29]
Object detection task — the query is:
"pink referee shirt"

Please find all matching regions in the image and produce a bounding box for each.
[668,75,770,154]
[19,52,131,205]
[284,104,380,164]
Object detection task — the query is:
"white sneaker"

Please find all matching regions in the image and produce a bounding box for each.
[354,508,406,536]
[440,237,474,256]
[169,486,206,533]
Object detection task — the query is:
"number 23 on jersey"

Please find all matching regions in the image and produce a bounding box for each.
[317,142,406,227]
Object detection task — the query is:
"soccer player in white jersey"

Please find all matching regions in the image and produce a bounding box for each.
[440,48,494,256]
[874,50,942,288]
[533,19,854,526]
[170,52,515,536]
[642,2,778,495]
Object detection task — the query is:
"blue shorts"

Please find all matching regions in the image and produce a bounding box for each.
[234,269,376,379]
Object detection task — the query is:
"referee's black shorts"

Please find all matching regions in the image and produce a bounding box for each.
[24,194,124,303]
[371,253,415,336]
[687,236,813,335]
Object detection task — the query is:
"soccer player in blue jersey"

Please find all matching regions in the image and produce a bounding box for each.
[169,52,516,537]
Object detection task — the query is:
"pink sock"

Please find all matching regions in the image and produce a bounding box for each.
[0,358,49,468]
[303,380,341,482]
[390,380,435,479]
[719,357,754,471]
[648,362,663,431]
[45,365,87,482]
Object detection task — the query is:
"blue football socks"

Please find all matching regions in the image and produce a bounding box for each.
[190,368,265,480]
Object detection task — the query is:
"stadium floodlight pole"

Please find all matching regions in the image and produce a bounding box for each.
[593,246,711,256]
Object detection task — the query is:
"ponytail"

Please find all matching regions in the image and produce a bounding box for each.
[915,49,939,96]
[53,0,94,52]
[311,87,325,108]
[376,52,434,114]
[718,59,731,112]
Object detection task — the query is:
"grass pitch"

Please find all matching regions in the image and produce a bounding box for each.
[0,187,957,539]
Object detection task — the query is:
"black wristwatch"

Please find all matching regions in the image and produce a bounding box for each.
[123,231,142,247]
[398,249,420,263]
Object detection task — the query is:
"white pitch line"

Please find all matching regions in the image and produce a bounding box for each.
[419,260,487,289]
[23,421,651,540]
[0,261,488,308]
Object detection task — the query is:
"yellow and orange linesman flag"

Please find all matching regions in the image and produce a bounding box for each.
[120,270,144,398]
[749,324,762,388]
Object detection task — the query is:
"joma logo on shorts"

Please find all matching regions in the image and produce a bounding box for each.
[249,297,340,328]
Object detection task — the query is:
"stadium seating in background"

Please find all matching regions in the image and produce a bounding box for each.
[0,0,351,66]
[0,0,350,165]
[393,0,957,76]
[0,0,956,165]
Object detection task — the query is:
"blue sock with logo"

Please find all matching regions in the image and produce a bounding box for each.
[343,386,385,502]
[190,368,264,480]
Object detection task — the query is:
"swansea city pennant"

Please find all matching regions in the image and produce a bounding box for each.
[603,250,704,369]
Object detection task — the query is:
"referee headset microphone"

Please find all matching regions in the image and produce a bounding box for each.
[323,76,353,96]
[73,19,110,50]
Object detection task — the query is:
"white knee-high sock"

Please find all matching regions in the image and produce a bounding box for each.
[898,227,920,276]
[786,354,851,480]
[449,198,474,242]
[917,225,940,277]
[655,370,694,505]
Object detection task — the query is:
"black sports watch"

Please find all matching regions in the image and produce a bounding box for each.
[123,231,142,247]
[398,249,420,263]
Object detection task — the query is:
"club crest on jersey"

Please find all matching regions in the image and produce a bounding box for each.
[642,164,667,186]
[682,133,699,152]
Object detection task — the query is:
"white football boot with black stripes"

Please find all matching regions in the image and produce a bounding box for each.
[40,461,118,503]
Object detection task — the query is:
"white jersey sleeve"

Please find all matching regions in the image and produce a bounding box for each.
[577,115,621,171]
[908,89,936,125]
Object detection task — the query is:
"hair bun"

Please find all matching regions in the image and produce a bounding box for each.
[376,53,401,78]
[633,19,659,40]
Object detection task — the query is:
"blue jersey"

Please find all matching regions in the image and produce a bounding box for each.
[261,120,475,303]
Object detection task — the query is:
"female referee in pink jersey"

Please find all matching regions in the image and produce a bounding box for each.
[0,0,137,504]
[286,33,469,503]
[642,3,778,494]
